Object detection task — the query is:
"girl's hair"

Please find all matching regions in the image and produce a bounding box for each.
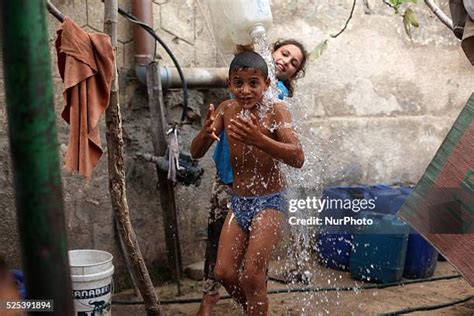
[273,39,308,97]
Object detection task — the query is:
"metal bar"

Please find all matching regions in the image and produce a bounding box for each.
[146,62,183,293]
[113,215,142,300]
[47,0,65,22]
[0,1,74,315]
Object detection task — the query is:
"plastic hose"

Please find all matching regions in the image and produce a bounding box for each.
[112,273,462,306]
[117,7,189,123]
[379,294,474,315]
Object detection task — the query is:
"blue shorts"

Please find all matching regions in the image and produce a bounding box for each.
[231,192,287,232]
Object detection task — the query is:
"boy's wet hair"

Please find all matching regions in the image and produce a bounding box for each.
[229,51,268,79]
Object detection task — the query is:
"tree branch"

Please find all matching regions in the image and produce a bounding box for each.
[46,0,64,22]
[103,0,162,315]
[331,0,357,38]
[363,0,373,14]
[382,0,397,10]
[424,0,453,30]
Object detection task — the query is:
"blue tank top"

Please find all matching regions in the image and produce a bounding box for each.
[213,81,289,184]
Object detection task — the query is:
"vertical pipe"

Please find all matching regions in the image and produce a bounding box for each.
[146,62,183,290]
[0,1,74,315]
[132,0,154,65]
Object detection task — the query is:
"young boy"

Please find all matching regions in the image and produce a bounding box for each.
[191,51,304,315]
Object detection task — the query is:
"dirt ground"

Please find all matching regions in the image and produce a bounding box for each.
[112,260,474,315]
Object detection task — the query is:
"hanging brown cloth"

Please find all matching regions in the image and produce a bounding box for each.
[55,17,114,179]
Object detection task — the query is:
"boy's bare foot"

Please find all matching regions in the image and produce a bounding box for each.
[196,292,220,316]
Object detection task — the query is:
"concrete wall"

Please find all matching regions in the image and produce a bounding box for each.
[0,0,472,289]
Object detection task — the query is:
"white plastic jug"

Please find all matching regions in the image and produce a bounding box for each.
[207,0,273,53]
[465,0,474,20]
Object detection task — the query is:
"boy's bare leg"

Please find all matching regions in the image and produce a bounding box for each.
[197,180,231,316]
[214,210,249,310]
[196,293,220,316]
[242,209,283,316]
[197,212,225,316]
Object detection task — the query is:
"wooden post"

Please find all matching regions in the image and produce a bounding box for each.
[103,1,162,314]
[146,61,183,289]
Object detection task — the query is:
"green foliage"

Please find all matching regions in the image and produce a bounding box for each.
[308,0,423,59]
[389,0,418,13]
[403,7,420,39]
[385,0,420,39]
[309,39,329,60]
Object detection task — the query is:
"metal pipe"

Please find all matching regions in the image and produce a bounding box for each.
[160,67,228,89]
[135,66,228,89]
[130,0,226,89]
[132,0,154,65]
[47,0,64,22]
[0,1,74,315]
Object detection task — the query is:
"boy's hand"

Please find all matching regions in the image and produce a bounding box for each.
[229,114,262,146]
[204,104,220,142]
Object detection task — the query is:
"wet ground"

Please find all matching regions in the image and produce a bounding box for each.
[112,260,474,315]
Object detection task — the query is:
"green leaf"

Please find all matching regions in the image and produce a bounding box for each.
[309,39,329,60]
[389,0,402,6]
[405,8,419,27]
[388,0,416,13]
[403,8,419,39]
[388,0,401,14]
[403,15,412,39]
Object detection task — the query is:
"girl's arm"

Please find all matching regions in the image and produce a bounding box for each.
[228,103,304,168]
[190,102,226,159]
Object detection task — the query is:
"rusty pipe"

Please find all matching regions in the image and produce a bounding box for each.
[132,0,154,65]
[131,1,226,89]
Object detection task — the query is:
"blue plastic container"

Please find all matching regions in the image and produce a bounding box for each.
[389,187,411,214]
[399,186,413,196]
[317,232,353,270]
[350,212,410,283]
[12,270,26,300]
[403,233,438,279]
[316,186,370,271]
[369,184,404,215]
[384,186,439,279]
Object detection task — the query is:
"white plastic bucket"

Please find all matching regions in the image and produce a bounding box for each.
[69,250,114,316]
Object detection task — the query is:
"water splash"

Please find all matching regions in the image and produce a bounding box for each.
[242,30,355,314]
[253,31,280,106]
[250,30,329,313]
